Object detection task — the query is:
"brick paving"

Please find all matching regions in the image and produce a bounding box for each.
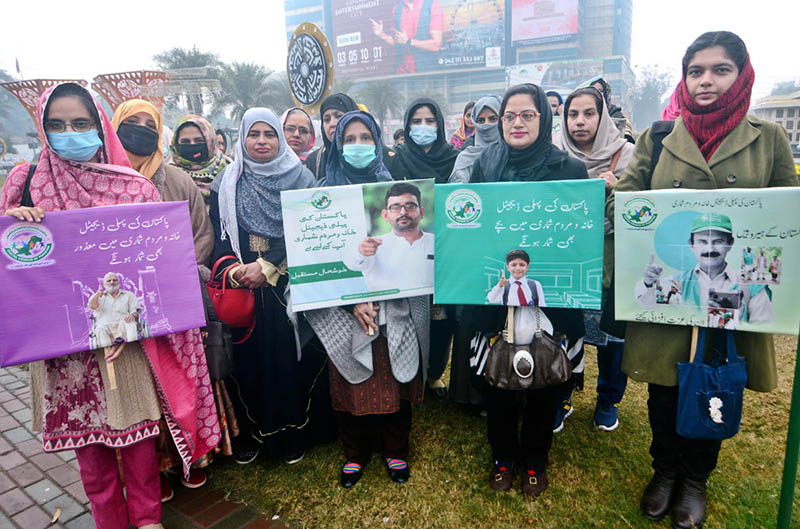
[0,366,290,529]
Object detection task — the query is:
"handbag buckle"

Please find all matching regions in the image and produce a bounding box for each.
[513,350,534,379]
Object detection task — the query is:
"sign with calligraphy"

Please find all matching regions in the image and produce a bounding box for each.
[614,187,800,335]
[0,202,205,366]
[282,179,435,311]
[434,179,605,307]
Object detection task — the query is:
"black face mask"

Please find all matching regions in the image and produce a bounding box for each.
[176,143,210,164]
[117,123,159,156]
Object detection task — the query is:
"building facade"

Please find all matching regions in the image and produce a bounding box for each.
[285,0,634,125]
[751,91,800,157]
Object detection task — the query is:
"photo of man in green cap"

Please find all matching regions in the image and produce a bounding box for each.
[634,212,775,325]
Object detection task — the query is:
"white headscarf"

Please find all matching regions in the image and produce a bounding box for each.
[215,108,313,261]
[556,95,633,179]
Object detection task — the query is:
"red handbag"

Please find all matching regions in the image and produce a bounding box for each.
[206,256,255,343]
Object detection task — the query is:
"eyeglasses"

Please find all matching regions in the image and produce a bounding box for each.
[44,119,96,132]
[386,203,420,213]
[475,115,499,124]
[284,125,311,136]
[501,110,539,123]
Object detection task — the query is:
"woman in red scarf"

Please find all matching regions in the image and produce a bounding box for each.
[1,83,219,529]
[449,101,475,151]
[607,32,797,529]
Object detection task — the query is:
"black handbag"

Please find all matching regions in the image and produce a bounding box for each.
[201,284,234,381]
[481,308,571,390]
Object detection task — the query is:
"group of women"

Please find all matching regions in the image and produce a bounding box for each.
[1,30,796,529]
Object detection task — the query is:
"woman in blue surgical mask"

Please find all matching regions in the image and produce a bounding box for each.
[387,98,458,183]
[324,110,392,186]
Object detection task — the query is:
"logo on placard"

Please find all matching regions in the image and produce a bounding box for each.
[446,189,482,227]
[1,224,55,269]
[622,196,657,228]
[310,191,331,210]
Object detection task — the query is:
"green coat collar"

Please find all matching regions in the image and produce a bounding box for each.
[661,115,762,183]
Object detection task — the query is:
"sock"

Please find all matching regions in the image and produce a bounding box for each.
[342,462,362,474]
[385,458,408,470]
[493,460,513,473]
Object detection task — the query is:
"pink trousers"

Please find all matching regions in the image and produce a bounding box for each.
[74,436,161,529]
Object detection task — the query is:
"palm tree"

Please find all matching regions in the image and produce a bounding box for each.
[212,63,273,122]
[153,46,220,114]
[357,79,404,131]
[263,71,299,115]
[332,78,355,97]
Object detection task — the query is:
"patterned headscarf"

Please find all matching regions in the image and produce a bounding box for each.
[169,115,231,199]
[0,83,158,212]
[111,99,164,179]
[280,108,316,161]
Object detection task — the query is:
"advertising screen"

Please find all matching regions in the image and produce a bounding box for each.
[331,0,505,80]
[511,0,579,45]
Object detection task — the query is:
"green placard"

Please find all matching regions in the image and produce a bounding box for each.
[434,179,605,308]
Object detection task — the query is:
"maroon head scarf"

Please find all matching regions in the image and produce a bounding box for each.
[678,53,755,161]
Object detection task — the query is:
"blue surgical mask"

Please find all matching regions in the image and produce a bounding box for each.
[409,125,437,146]
[47,130,102,162]
[342,144,377,169]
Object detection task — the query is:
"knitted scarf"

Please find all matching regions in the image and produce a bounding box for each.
[678,54,755,161]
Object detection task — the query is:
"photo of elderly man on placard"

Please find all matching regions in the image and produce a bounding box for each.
[346,182,434,292]
[88,272,143,348]
[486,249,547,307]
[635,212,775,324]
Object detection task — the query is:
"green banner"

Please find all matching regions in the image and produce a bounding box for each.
[434,179,605,308]
[614,187,800,334]
[288,262,363,284]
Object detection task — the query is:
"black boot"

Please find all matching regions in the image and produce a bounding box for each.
[671,478,707,529]
[640,472,678,521]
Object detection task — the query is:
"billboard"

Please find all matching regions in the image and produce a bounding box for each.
[507,58,605,91]
[330,0,505,80]
[511,0,579,45]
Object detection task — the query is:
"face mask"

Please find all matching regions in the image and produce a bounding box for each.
[116,123,159,156]
[475,122,499,144]
[46,130,103,162]
[342,144,377,169]
[409,125,437,146]
[176,143,210,164]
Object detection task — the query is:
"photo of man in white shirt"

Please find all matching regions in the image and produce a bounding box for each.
[346,182,434,293]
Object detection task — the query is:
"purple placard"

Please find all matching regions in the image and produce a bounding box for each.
[0,201,205,367]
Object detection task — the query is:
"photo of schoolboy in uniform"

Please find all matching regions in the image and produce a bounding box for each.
[486,249,547,307]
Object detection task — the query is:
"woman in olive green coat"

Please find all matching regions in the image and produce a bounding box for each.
[606,31,797,529]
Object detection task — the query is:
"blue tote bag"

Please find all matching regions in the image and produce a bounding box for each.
[676,328,747,440]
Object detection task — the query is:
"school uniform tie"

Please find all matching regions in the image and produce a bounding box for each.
[516,281,529,306]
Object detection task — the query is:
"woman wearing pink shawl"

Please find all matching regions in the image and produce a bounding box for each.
[281,107,316,161]
[0,83,219,529]
[661,82,682,121]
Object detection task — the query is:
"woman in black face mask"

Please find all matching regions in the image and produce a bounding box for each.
[112,99,222,500]
[170,115,232,207]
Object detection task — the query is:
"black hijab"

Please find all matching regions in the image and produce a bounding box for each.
[319,93,359,149]
[306,93,360,182]
[474,83,570,182]
[391,98,458,183]
[325,111,393,186]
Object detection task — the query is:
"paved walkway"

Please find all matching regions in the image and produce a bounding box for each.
[0,366,290,529]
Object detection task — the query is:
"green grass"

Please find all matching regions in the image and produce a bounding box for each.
[209,335,800,528]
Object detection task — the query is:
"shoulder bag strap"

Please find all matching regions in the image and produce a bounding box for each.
[646,120,675,190]
[608,147,624,173]
[20,163,37,208]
